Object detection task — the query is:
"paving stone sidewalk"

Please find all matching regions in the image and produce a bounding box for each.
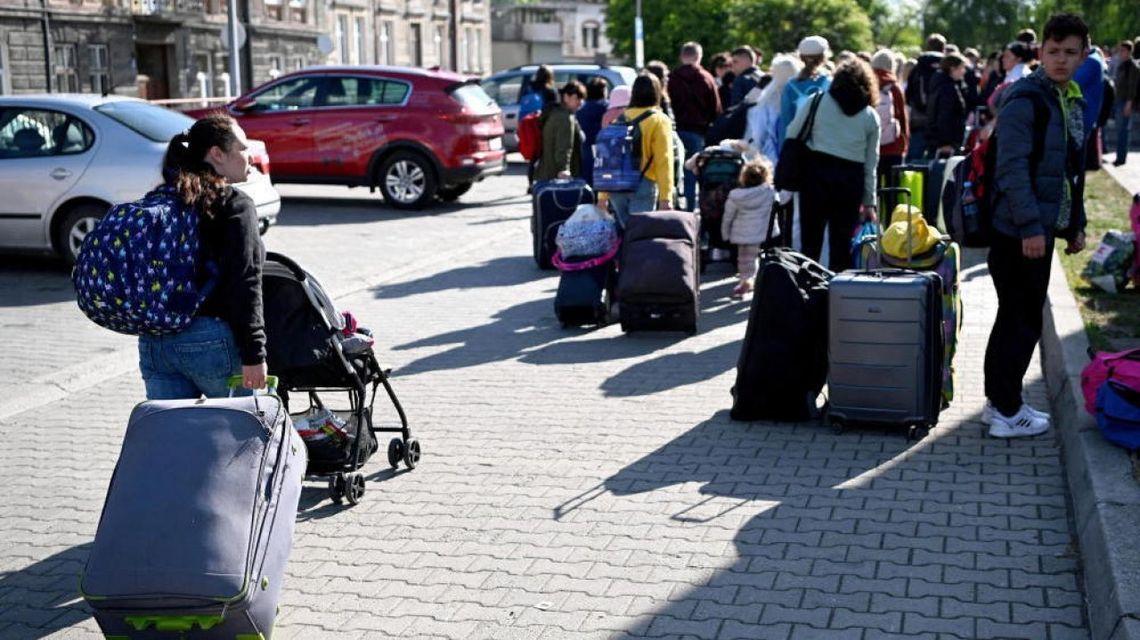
[0,184,1089,638]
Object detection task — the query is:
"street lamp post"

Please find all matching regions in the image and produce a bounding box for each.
[634,0,643,70]
[227,0,242,96]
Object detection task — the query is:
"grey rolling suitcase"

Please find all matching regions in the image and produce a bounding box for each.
[826,269,944,439]
[81,388,305,639]
[617,210,701,334]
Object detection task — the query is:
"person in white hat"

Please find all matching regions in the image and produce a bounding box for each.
[778,36,832,146]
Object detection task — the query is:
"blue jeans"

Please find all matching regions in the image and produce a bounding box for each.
[139,316,247,400]
[678,130,706,211]
[906,128,928,162]
[609,178,659,228]
[1115,102,1132,163]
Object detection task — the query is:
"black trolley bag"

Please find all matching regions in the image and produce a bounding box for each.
[532,178,595,270]
[617,210,700,334]
[730,202,833,421]
[81,381,305,639]
[553,244,618,328]
[826,187,945,439]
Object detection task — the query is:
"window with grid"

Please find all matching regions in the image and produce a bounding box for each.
[54,44,79,93]
[88,44,109,94]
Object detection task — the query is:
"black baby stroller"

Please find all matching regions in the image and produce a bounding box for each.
[695,148,745,270]
[262,252,419,506]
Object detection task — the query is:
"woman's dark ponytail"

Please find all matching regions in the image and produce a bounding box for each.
[162,114,237,217]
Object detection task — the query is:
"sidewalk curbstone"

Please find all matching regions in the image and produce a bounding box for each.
[1042,251,1140,640]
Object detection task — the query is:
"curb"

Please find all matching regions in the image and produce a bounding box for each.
[1042,251,1140,640]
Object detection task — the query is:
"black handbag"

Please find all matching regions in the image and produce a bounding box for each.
[774,92,824,192]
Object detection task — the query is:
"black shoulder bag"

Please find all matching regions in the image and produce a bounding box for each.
[774,92,824,192]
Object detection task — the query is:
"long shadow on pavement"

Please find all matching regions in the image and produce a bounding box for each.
[276,192,531,227]
[0,255,76,307]
[373,256,543,300]
[0,543,93,639]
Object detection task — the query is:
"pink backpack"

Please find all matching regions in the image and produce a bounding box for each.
[1082,348,1140,415]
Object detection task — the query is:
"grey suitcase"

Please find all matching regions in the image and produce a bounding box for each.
[81,391,305,639]
[617,210,701,334]
[826,269,944,439]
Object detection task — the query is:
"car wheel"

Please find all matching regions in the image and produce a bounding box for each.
[55,203,105,266]
[379,151,437,210]
[436,182,473,202]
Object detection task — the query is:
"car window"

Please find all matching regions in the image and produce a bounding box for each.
[94,100,192,142]
[248,77,322,111]
[482,75,523,106]
[450,83,496,110]
[318,77,409,107]
[0,108,94,158]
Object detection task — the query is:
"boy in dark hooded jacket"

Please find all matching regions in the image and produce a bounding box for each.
[983,13,1089,438]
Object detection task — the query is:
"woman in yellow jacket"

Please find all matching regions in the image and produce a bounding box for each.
[600,73,675,226]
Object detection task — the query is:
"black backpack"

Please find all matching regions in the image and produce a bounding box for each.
[705,101,753,146]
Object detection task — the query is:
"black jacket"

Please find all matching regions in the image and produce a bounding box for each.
[197,187,267,365]
[927,70,967,150]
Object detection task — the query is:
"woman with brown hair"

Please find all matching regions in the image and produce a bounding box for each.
[137,113,267,399]
[783,58,881,271]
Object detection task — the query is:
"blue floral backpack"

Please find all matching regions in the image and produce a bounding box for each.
[73,185,213,336]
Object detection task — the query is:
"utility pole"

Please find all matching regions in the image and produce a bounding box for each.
[634,0,643,70]
[227,0,242,95]
[450,0,459,71]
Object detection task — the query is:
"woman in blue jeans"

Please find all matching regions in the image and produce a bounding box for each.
[138,113,267,399]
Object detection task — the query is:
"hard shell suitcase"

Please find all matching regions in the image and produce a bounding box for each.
[617,211,700,334]
[827,269,945,438]
[81,389,305,639]
[532,179,594,270]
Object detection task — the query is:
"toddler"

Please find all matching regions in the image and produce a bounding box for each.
[721,157,777,298]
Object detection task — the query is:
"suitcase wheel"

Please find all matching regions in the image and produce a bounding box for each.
[403,438,422,470]
[388,438,404,469]
[345,472,366,506]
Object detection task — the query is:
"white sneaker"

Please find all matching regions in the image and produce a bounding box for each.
[988,405,1051,439]
[982,401,1050,425]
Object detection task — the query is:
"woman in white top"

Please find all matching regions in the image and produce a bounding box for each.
[744,54,804,166]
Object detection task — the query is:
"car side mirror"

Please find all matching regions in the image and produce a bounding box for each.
[232,97,257,112]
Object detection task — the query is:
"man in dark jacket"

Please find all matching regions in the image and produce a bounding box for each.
[905,33,946,160]
[984,13,1089,438]
[728,46,765,107]
[535,81,585,182]
[576,78,608,186]
[1111,41,1138,165]
[927,53,969,156]
[671,41,722,210]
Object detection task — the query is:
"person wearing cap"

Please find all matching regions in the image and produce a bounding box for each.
[871,49,909,176]
[783,58,880,272]
[601,85,631,128]
[778,36,832,145]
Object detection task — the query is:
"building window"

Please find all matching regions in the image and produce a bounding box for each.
[582,21,599,51]
[193,53,213,98]
[378,21,396,65]
[408,23,422,67]
[54,44,79,92]
[355,16,366,64]
[205,0,224,14]
[292,55,305,71]
[88,44,109,94]
[465,27,479,73]
[336,15,350,63]
[264,0,283,20]
[434,25,445,67]
[288,0,307,23]
[0,44,10,95]
[268,54,283,80]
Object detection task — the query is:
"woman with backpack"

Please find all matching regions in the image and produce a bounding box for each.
[138,113,268,399]
[871,49,909,178]
[784,59,881,272]
[599,73,675,227]
[778,36,833,146]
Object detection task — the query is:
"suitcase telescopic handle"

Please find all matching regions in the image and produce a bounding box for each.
[876,186,916,267]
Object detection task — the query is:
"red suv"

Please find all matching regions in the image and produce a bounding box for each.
[191,66,505,209]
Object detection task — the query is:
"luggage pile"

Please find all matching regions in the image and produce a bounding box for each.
[553,204,620,328]
[1083,348,1140,451]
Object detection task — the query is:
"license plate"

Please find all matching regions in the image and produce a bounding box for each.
[489,137,503,151]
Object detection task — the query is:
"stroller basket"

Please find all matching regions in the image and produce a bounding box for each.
[262,251,420,505]
[697,149,745,188]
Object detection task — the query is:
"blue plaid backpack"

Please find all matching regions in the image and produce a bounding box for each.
[593,110,656,192]
[73,185,213,336]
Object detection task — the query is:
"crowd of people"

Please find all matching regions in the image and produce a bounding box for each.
[526,11,1125,436]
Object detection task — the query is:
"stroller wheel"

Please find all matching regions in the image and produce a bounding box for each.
[328,474,346,504]
[345,473,366,505]
[403,439,422,470]
[387,438,404,469]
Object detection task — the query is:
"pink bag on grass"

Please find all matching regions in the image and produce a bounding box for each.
[1130,194,1140,287]
[1082,348,1140,415]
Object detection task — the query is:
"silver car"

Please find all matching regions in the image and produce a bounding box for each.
[0,94,281,264]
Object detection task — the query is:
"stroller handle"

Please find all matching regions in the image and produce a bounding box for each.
[265,251,307,280]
